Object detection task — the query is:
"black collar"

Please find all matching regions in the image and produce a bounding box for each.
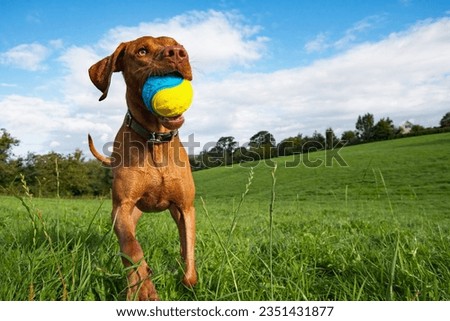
[124,111,178,144]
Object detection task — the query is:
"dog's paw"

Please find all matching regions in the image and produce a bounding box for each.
[127,266,159,301]
[127,279,159,301]
[182,271,198,288]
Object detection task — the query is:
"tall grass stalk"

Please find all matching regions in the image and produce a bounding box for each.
[269,163,277,301]
[16,174,68,300]
[229,167,254,236]
[201,167,254,300]
[14,175,38,300]
[388,233,400,300]
[377,169,394,215]
[200,197,231,299]
[201,196,242,299]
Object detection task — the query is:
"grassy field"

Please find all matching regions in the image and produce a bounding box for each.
[0,133,449,300]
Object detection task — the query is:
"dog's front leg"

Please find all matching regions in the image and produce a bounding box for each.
[112,204,159,300]
[169,204,197,287]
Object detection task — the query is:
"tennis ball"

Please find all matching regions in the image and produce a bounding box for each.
[142,75,193,117]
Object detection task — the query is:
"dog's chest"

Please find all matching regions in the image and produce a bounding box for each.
[136,169,190,212]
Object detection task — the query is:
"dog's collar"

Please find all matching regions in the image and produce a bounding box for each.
[124,111,178,144]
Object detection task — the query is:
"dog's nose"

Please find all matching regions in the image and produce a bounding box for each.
[162,45,188,64]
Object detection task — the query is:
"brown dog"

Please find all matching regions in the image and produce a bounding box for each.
[87,36,196,300]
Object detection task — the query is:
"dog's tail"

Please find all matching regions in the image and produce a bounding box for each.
[88,134,112,167]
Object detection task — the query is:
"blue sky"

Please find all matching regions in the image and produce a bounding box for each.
[1,0,450,156]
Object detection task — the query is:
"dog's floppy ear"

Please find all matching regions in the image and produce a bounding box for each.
[88,42,128,101]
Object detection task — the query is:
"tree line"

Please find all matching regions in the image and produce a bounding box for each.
[0,132,111,197]
[1,112,450,197]
[192,111,450,170]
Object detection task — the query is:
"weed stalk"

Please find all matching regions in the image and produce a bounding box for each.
[16,174,68,300]
[388,232,400,300]
[378,169,394,215]
[269,163,277,300]
[202,167,254,300]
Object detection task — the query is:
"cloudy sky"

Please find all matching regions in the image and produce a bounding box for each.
[1,0,449,157]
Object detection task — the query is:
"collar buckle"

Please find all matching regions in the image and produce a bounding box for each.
[125,113,132,127]
[124,111,178,144]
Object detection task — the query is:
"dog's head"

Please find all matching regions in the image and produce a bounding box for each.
[88,36,192,130]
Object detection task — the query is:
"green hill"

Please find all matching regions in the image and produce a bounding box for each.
[1,133,449,300]
[189,133,450,300]
[194,132,450,213]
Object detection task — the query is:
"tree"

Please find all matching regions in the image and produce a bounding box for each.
[302,131,325,153]
[60,149,92,196]
[215,136,238,154]
[249,131,277,159]
[196,150,217,169]
[341,130,358,145]
[410,124,425,134]
[325,128,338,149]
[355,113,375,141]
[373,117,395,140]
[201,136,238,167]
[0,128,19,163]
[22,152,67,197]
[440,112,450,128]
[278,135,303,156]
[20,149,112,197]
[249,131,276,147]
[0,129,21,188]
[215,136,237,165]
[232,147,256,164]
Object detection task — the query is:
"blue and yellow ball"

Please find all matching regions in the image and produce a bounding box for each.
[142,75,193,117]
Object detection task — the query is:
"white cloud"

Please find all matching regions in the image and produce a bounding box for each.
[0,95,114,155]
[96,10,268,74]
[2,12,450,157]
[49,39,64,49]
[306,15,385,53]
[50,141,60,148]
[0,43,50,71]
[1,83,17,87]
[305,32,329,53]
[58,46,116,108]
[182,17,450,146]
[48,9,270,155]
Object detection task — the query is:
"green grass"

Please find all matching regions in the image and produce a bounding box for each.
[1,133,449,300]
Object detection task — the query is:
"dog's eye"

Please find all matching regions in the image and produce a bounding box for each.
[137,48,148,56]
